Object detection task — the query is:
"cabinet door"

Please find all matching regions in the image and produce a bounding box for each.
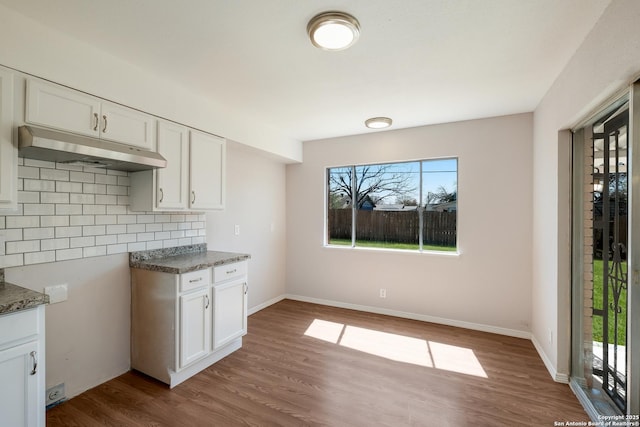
[25,79,100,137]
[189,130,225,210]
[156,121,189,209]
[0,68,16,207]
[213,279,247,350]
[100,101,156,150]
[179,288,211,368]
[0,340,40,427]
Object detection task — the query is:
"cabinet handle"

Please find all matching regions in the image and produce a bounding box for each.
[205,295,210,309]
[189,277,203,283]
[159,188,164,203]
[191,191,196,205]
[244,283,248,295]
[93,113,99,131]
[30,351,38,376]
[226,269,237,275]
[102,114,108,133]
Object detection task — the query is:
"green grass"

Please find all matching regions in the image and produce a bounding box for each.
[592,259,627,346]
[327,238,456,252]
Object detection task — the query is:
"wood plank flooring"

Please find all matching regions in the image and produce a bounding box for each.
[47,299,589,426]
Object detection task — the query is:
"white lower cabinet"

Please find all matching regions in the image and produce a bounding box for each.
[179,287,211,368]
[131,262,247,388]
[0,307,45,427]
[213,278,247,350]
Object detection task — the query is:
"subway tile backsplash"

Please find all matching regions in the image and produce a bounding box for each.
[0,158,206,268]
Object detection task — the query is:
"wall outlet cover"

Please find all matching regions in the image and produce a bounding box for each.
[46,383,65,406]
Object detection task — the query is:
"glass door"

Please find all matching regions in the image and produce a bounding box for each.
[570,90,638,417]
[592,105,629,411]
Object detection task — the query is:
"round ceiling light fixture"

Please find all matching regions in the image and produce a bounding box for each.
[365,117,393,129]
[307,11,360,51]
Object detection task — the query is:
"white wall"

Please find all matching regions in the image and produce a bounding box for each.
[206,143,287,313]
[532,0,640,380]
[286,113,533,335]
[5,254,131,399]
[0,3,301,162]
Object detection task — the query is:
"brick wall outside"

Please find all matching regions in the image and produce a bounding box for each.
[583,136,594,386]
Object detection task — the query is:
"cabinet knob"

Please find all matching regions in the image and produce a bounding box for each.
[29,351,38,376]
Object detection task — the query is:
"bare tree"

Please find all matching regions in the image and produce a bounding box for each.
[432,185,457,203]
[329,165,416,209]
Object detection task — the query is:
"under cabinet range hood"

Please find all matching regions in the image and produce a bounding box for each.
[18,126,167,172]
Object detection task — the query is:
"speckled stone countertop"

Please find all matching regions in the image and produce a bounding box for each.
[129,244,250,274]
[0,269,50,315]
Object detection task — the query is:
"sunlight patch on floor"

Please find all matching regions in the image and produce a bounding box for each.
[303,319,487,378]
[304,319,344,343]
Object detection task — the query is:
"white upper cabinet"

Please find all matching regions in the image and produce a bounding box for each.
[130,127,226,212]
[190,130,225,210]
[156,120,189,209]
[98,101,155,149]
[0,67,17,209]
[26,78,100,138]
[25,79,155,151]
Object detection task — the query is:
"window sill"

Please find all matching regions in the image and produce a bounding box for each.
[323,244,460,257]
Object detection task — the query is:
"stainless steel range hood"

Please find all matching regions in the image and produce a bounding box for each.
[18,126,167,172]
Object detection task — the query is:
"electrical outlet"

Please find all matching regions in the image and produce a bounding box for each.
[234,225,240,236]
[46,383,65,406]
[548,329,553,345]
[379,288,387,298]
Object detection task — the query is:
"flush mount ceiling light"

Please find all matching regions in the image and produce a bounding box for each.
[307,11,360,51]
[365,117,393,129]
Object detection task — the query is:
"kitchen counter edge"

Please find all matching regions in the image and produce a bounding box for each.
[129,251,250,275]
[0,281,50,316]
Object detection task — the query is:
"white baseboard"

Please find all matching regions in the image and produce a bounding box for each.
[284,294,532,339]
[248,294,287,316]
[531,334,569,383]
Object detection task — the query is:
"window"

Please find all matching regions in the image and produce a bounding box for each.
[327,158,457,251]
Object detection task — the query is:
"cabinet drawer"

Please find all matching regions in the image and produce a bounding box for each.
[0,309,39,348]
[213,261,247,284]
[179,269,211,293]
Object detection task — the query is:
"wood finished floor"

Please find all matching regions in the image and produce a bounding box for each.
[47,299,588,426]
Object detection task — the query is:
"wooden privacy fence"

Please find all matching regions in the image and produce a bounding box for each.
[328,209,456,247]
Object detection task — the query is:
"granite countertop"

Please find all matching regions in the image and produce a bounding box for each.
[129,244,250,274]
[0,270,50,315]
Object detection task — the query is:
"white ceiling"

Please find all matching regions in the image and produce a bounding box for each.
[0,0,611,142]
